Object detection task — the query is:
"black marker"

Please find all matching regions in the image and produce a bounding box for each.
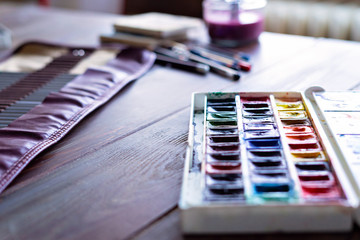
[155,54,209,75]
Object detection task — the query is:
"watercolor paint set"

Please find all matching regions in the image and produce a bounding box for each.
[179,87,360,233]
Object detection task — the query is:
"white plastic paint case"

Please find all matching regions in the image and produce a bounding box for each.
[309,88,360,226]
[179,88,360,234]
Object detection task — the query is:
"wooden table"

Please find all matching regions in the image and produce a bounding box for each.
[1,3,360,240]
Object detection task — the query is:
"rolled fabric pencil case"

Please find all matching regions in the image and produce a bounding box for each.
[0,41,156,193]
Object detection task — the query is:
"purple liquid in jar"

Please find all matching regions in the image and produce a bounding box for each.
[204,7,265,46]
[207,16,264,45]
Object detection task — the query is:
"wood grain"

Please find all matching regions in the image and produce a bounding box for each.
[225,38,360,93]
[132,209,360,240]
[0,3,360,240]
[0,108,189,240]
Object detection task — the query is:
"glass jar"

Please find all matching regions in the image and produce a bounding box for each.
[203,0,267,47]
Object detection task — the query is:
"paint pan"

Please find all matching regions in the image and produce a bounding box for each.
[253,182,291,194]
[246,139,281,149]
[244,129,279,139]
[242,103,269,109]
[208,105,236,112]
[207,127,238,135]
[208,120,237,127]
[297,171,339,198]
[207,155,241,166]
[207,185,244,195]
[290,151,327,161]
[301,181,339,195]
[276,99,304,111]
[281,119,311,126]
[206,184,245,200]
[288,142,322,152]
[241,97,270,103]
[285,133,318,144]
[208,161,241,168]
[243,123,275,131]
[208,143,240,152]
[301,187,341,199]
[207,152,241,162]
[300,176,340,198]
[298,171,333,182]
[247,149,283,160]
[206,163,241,174]
[207,113,237,121]
[206,173,244,197]
[295,161,329,171]
[301,182,335,192]
[242,116,274,124]
[283,125,314,134]
[247,149,284,168]
[242,108,273,117]
[207,135,239,144]
[279,111,307,120]
[249,158,285,168]
[207,98,236,106]
[251,169,289,183]
[207,173,242,184]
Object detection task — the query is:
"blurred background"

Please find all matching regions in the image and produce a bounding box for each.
[1,0,360,41]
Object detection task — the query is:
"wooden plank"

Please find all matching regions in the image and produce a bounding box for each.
[132,209,182,240]
[0,108,189,239]
[224,38,360,93]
